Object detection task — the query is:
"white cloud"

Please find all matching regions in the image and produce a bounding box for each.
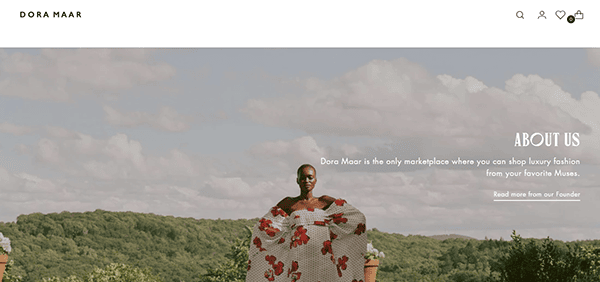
[245,59,591,139]
[243,59,600,164]
[587,49,600,66]
[45,126,79,139]
[31,129,106,166]
[103,105,193,132]
[13,144,29,155]
[35,138,64,164]
[0,166,60,196]
[340,144,361,156]
[27,131,203,182]
[0,49,175,101]
[205,176,268,198]
[0,157,262,222]
[249,136,326,169]
[0,166,21,189]
[0,122,35,135]
[102,134,146,171]
[73,133,106,155]
[16,173,58,193]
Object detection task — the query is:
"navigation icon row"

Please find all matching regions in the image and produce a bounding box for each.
[515,10,584,23]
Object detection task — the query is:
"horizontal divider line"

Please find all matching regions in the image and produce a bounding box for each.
[494,199,580,201]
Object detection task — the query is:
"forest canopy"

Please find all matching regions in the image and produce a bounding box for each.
[1,210,600,282]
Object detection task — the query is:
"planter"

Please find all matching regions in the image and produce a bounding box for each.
[364,259,379,282]
[0,254,7,281]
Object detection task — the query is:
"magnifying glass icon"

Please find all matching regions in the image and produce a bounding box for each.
[516,11,524,19]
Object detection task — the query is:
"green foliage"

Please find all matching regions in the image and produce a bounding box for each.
[86,263,163,282]
[4,212,600,282]
[497,230,600,282]
[569,245,600,282]
[42,276,82,282]
[3,259,24,282]
[199,226,252,282]
[1,210,257,282]
[41,263,162,282]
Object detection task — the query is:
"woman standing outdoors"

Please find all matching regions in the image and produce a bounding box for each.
[246,164,368,282]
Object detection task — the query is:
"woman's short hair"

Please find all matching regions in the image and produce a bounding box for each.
[297,164,316,177]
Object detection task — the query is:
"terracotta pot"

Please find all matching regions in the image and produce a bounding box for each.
[364,259,379,282]
[0,254,8,282]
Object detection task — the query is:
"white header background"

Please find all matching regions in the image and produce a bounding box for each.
[0,0,598,47]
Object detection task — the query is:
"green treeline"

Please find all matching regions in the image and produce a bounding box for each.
[0,210,253,282]
[370,230,600,282]
[2,210,600,282]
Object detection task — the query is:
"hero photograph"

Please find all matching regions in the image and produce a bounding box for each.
[0,49,599,282]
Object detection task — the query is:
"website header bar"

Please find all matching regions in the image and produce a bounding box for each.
[1,0,598,47]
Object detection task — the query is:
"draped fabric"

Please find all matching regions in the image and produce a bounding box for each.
[246,199,367,282]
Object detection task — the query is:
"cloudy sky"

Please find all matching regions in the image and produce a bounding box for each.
[1,49,599,242]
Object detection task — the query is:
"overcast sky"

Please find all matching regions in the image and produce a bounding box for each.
[1,49,599,242]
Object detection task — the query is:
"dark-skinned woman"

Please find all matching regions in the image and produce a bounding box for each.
[246,164,367,282]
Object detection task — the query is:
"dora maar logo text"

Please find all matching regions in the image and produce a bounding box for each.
[20,11,81,18]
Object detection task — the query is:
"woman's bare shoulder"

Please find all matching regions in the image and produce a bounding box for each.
[276,197,294,208]
[319,195,336,210]
[319,195,336,204]
[276,197,295,215]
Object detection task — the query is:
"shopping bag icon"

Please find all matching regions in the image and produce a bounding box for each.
[575,10,584,20]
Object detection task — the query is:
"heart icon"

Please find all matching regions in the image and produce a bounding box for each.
[556,10,566,19]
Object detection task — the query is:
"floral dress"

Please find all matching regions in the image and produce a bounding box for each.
[246,199,367,282]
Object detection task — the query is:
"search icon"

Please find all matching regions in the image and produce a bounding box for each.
[516,11,524,19]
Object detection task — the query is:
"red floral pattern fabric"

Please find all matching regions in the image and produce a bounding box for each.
[246,199,367,281]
